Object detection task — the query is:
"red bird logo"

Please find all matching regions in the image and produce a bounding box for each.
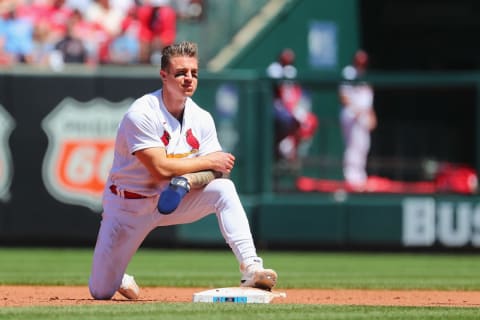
[161,130,170,146]
[186,129,199,150]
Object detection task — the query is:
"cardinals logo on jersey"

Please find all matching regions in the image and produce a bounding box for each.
[186,128,199,151]
[165,128,200,159]
[161,130,171,146]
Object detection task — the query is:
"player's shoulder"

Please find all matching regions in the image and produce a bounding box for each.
[134,90,160,106]
[121,90,161,124]
[185,98,212,117]
[128,90,160,113]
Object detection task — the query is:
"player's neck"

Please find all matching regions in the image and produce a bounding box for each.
[162,91,186,121]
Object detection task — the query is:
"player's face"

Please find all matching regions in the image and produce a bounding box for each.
[161,56,198,98]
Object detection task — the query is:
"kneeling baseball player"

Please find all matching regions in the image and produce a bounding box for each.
[88,41,277,300]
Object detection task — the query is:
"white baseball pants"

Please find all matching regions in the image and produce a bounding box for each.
[89,178,258,299]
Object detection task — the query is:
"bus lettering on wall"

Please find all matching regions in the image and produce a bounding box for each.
[403,197,480,247]
[41,98,131,212]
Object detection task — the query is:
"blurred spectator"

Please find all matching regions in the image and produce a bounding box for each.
[44,0,74,41]
[11,0,75,68]
[102,19,140,64]
[0,7,34,63]
[30,19,55,66]
[267,48,319,162]
[85,0,123,37]
[66,0,135,17]
[0,33,15,65]
[148,0,176,63]
[52,12,88,65]
[130,0,176,64]
[16,0,73,42]
[65,0,91,14]
[110,0,135,16]
[174,0,203,21]
[68,8,108,64]
[0,0,22,16]
[339,49,377,191]
[0,0,178,65]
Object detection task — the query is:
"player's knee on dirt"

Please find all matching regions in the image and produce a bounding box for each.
[89,279,117,300]
[89,285,117,300]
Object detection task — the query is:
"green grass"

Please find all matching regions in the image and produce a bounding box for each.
[1,304,480,320]
[1,248,480,290]
[1,248,480,319]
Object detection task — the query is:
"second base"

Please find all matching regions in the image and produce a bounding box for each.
[193,287,286,304]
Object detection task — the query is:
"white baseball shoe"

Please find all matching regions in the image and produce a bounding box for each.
[118,274,140,300]
[240,258,277,291]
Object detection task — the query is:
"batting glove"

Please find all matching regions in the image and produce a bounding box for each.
[157,176,191,214]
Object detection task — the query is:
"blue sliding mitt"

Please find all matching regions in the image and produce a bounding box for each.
[157,176,191,214]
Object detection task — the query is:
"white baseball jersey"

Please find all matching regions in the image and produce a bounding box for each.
[339,80,374,187]
[339,81,373,116]
[108,89,222,196]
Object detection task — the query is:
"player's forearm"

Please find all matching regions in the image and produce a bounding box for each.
[137,152,214,180]
[156,157,216,178]
[136,148,232,180]
[182,170,224,189]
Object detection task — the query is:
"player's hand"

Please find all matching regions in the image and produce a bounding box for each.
[205,152,235,175]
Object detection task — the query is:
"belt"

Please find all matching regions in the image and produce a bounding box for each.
[109,185,147,199]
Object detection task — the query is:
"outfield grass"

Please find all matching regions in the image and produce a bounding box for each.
[0,248,479,319]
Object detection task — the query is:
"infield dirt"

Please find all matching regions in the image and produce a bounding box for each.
[1,286,480,307]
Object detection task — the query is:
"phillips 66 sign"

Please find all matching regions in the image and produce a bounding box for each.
[41,97,132,212]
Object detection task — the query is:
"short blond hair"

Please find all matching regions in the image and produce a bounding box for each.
[161,41,198,71]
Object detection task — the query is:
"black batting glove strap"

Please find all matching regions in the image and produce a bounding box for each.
[170,176,191,192]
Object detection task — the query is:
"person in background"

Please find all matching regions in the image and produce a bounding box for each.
[0,32,15,65]
[131,0,176,64]
[42,0,73,42]
[339,49,377,191]
[52,11,88,65]
[0,7,34,64]
[30,19,55,66]
[67,8,109,65]
[103,19,140,64]
[84,0,123,38]
[266,48,319,162]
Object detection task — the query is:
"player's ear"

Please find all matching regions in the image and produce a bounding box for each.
[160,69,167,80]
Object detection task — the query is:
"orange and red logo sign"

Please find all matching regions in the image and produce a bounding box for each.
[55,139,114,195]
[42,97,132,212]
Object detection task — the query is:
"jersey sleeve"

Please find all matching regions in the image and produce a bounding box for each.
[122,109,164,154]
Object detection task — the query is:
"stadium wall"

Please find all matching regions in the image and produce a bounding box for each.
[0,69,479,250]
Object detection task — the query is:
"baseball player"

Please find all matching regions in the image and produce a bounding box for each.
[88,41,277,300]
[339,50,377,191]
[267,48,318,161]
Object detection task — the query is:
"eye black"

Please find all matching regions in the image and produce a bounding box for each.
[174,72,186,78]
[174,70,198,78]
